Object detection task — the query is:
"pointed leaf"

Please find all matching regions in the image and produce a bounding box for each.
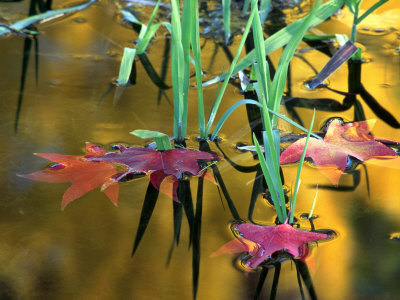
[280,119,398,184]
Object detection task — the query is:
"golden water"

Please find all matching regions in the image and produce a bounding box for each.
[0,0,400,299]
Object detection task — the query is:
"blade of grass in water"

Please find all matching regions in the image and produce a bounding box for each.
[252,0,285,215]
[308,183,318,218]
[180,0,193,139]
[171,0,185,141]
[130,129,171,150]
[307,40,358,89]
[202,0,344,87]
[253,133,285,222]
[210,99,322,140]
[205,2,258,138]
[222,0,231,44]
[259,0,271,24]
[289,110,316,224]
[190,0,206,139]
[356,0,389,24]
[117,47,136,87]
[0,0,97,36]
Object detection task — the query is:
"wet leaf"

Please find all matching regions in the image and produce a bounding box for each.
[20,143,128,209]
[280,119,398,184]
[89,147,219,201]
[213,223,329,269]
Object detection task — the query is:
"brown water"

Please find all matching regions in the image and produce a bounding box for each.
[1,0,400,299]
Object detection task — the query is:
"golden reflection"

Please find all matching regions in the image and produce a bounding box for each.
[1,0,400,299]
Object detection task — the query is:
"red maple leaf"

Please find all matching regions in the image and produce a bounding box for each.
[88,147,219,201]
[20,143,128,209]
[213,223,329,269]
[280,119,397,184]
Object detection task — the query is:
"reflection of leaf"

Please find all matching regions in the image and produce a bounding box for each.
[89,147,219,201]
[280,119,398,184]
[20,143,128,209]
[214,223,329,268]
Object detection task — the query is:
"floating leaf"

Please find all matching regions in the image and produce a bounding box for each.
[20,143,128,209]
[280,119,398,184]
[89,147,219,201]
[213,223,329,268]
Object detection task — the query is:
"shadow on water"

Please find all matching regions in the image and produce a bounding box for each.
[14,0,51,133]
[129,140,240,299]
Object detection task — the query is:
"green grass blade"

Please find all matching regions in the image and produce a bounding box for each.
[251,0,285,213]
[259,0,271,24]
[223,0,231,44]
[308,183,318,218]
[202,0,344,87]
[190,0,206,139]
[0,0,97,36]
[205,2,258,137]
[171,0,185,140]
[130,129,171,150]
[242,0,250,15]
[117,47,137,87]
[211,99,322,141]
[253,133,285,223]
[180,0,193,139]
[289,110,316,223]
[137,22,172,54]
[356,0,389,25]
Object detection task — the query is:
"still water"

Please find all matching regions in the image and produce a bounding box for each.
[1,0,400,299]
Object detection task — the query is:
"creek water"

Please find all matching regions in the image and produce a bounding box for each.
[1,0,400,299]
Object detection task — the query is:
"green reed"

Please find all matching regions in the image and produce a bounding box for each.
[203,0,345,87]
[117,0,171,87]
[250,0,321,223]
[346,0,389,59]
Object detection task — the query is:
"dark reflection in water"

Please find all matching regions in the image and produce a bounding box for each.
[0,277,18,300]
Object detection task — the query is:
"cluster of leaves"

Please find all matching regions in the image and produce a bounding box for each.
[21,143,218,209]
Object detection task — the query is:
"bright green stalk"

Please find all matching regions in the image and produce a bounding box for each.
[170,0,185,141]
[190,0,206,139]
[308,183,319,218]
[253,133,285,222]
[350,0,360,42]
[348,0,389,46]
[130,129,171,150]
[356,0,389,24]
[251,0,286,219]
[242,0,250,15]
[210,99,322,140]
[205,3,258,138]
[136,0,161,48]
[180,0,193,139]
[223,0,231,44]
[289,110,316,224]
[259,0,271,24]
[117,47,136,87]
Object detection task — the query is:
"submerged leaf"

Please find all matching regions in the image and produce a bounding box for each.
[20,143,128,209]
[214,223,329,269]
[280,119,398,184]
